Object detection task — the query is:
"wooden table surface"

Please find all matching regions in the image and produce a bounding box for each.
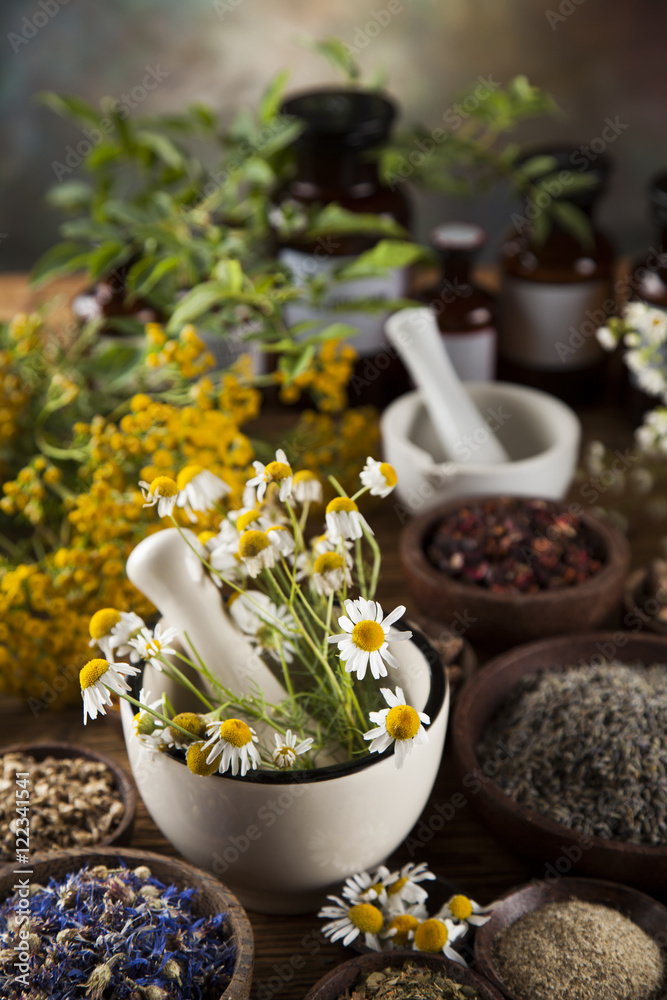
[0,273,663,998]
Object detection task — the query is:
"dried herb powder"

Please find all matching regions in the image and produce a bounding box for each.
[0,753,125,856]
[337,961,481,999]
[477,662,667,845]
[426,497,602,593]
[0,863,236,999]
[492,900,665,1000]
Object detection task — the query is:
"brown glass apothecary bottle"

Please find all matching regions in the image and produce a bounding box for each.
[419,222,497,381]
[274,88,412,409]
[498,148,615,406]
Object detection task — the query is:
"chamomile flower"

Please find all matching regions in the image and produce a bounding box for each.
[312,551,351,597]
[80,658,140,725]
[271,730,314,768]
[318,897,384,950]
[266,524,296,557]
[385,862,436,908]
[132,688,166,750]
[382,913,421,948]
[292,469,323,504]
[312,534,354,565]
[413,917,467,963]
[237,530,276,578]
[128,623,179,671]
[596,325,618,351]
[229,592,299,664]
[325,497,372,541]
[341,866,393,906]
[175,465,230,521]
[327,599,412,681]
[246,448,293,503]
[437,894,500,928]
[88,608,122,658]
[107,611,146,662]
[359,457,398,498]
[139,476,182,518]
[203,719,260,777]
[206,520,245,583]
[364,686,430,768]
[161,712,210,749]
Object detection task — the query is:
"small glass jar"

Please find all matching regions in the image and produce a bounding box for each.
[274,88,412,408]
[498,147,615,406]
[419,222,497,381]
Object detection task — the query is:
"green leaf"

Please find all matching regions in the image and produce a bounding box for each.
[335,240,427,280]
[519,155,558,180]
[213,259,244,293]
[87,242,132,282]
[135,131,186,171]
[133,255,182,297]
[288,343,316,381]
[30,242,90,285]
[45,181,94,212]
[259,69,290,124]
[89,342,145,388]
[531,206,552,246]
[35,92,101,126]
[308,37,360,82]
[306,204,406,238]
[167,283,226,331]
[551,201,594,249]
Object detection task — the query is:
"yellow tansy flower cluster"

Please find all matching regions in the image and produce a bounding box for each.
[279,339,357,413]
[145,323,216,379]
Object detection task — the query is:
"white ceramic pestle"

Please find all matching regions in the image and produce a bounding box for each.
[126,527,288,706]
[126,527,343,764]
[385,307,510,465]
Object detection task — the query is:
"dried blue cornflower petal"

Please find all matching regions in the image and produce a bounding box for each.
[0,863,236,1000]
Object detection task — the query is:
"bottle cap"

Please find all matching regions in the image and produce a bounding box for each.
[429,222,487,253]
[281,88,397,148]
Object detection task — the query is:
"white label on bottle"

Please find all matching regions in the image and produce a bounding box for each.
[442,328,496,382]
[500,276,610,371]
[278,247,405,356]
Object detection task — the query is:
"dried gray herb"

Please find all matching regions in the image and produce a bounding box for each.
[492,900,665,1000]
[338,962,480,1000]
[0,753,125,856]
[477,662,667,845]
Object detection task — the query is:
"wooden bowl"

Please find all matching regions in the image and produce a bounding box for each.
[474,877,667,1000]
[0,740,136,851]
[0,846,254,1000]
[399,496,630,650]
[451,632,667,894]
[303,948,504,1000]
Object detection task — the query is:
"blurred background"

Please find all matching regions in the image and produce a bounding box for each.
[1,0,666,270]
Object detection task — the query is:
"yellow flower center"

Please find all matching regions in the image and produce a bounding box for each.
[448,894,473,920]
[186,742,220,776]
[145,638,166,658]
[387,876,408,896]
[388,913,419,946]
[176,465,203,488]
[238,530,270,558]
[265,460,292,482]
[275,746,295,762]
[169,712,208,742]
[351,619,385,652]
[219,718,253,748]
[386,705,421,741]
[89,608,121,640]
[237,509,261,532]
[379,462,397,488]
[198,531,217,545]
[149,475,178,498]
[348,903,383,934]
[414,918,448,952]
[267,525,289,539]
[314,552,345,574]
[79,658,110,690]
[326,497,358,515]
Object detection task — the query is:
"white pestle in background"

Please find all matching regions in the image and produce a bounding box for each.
[126,527,342,763]
[384,307,510,465]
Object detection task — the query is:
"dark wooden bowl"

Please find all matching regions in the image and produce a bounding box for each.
[451,632,667,894]
[474,877,667,1000]
[0,846,254,1000]
[624,567,667,635]
[303,948,504,1000]
[399,496,630,650]
[0,740,136,851]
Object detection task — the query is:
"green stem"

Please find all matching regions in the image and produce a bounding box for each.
[119,692,196,740]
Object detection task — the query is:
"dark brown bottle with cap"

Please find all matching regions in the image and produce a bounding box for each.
[274,88,412,408]
[420,222,497,381]
[498,148,615,405]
